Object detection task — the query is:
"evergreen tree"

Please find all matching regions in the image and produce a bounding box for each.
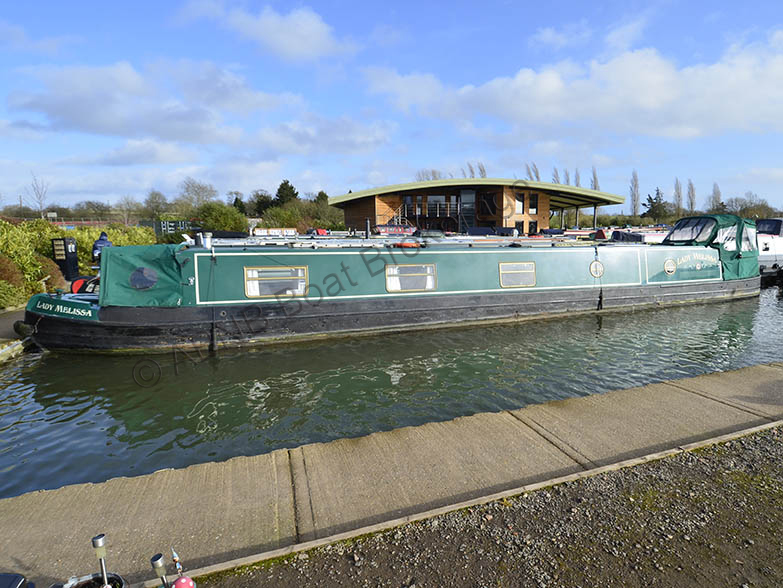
[275,180,299,206]
[315,190,329,205]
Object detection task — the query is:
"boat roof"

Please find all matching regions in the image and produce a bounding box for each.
[329,178,625,210]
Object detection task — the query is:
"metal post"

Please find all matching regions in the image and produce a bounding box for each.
[365,217,370,239]
[593,205,598,229]
[575,207,580,229]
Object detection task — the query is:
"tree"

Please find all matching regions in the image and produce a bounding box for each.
[228,191,247,215]
[115,195,139,225]
[563,169,570,185]
[177,177,218,214]
[552,168,560,184]
[194,201,248,232]
[248,189,274,216]
[707,182,723,213]
[641,188,668,223]
[315,190,329,205]
[725,192,774,218]
[687,179,696,213]
[673,178,682,216]
[574,168,581,187]
[590,166,600,191]
[630,170,640,217]
[26,173,49,218]
[275,180,299,206]
[476,162,487,178]
[73,200,112,218]
[143,190,168,219]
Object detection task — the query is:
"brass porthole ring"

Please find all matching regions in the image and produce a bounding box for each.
[589,260,604,278]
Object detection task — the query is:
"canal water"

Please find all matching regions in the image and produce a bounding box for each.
[2,288,783,499]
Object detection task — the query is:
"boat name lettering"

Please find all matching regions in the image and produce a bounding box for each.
[675,253,717,266]
[35,299,93,318]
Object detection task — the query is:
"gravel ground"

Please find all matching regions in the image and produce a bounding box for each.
[201,426,783,588]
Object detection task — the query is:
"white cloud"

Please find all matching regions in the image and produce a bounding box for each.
[256,114,397,155]
[0,20,81,54]
[65,140,197,166]
[605,16,648,53]
[182,2,357,62]
[530,21,591,49]
[153,60,304,114]
[364,30,783,140]
[8,62,244,144]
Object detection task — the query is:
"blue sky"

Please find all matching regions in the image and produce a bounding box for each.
[2,1,783,213]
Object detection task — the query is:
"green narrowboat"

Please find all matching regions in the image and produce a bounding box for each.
[18,214,759,352]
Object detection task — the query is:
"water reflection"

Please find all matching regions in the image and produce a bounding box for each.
[1,289,782,498]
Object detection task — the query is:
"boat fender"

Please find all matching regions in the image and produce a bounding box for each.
[509,242,522,248]
[393,242,420,249]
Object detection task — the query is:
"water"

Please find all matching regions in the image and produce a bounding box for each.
[2,288,783,499]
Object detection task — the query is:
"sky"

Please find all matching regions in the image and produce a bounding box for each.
[2,1,783,214]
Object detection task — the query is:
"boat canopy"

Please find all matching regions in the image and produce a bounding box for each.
[662,214,758,280]
[99,244,186,307]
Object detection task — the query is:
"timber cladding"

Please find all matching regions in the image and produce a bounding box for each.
[343,197,377,230]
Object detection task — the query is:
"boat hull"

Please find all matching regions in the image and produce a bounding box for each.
[23,276,760,352]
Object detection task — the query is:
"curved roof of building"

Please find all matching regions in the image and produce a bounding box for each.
[329,178,624,209]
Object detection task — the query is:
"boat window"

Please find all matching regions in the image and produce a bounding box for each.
[129,267,158,290]
[386,264,436,292]
[663,217,716,243]
[756,219,782,235]
[716,226,738,251]
[742,226,758,252]
[245,266,307,298]
[499,262,536,288]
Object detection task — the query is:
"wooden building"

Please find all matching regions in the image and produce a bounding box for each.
[329,179,624,234]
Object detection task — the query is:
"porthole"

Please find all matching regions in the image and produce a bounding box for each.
[129,267,159,290]
[664,259,677,275]
[589,260,604,278]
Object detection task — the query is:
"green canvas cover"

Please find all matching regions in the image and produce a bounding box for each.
[99,244,186,307]
[663,214,758,280]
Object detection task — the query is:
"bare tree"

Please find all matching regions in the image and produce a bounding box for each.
[415,169,443,181]
[525,164,533,181]
[531,163,540,181]
[477,162,487,178]
[115,195,139,225]
[552,168,560,184]
[708,182,723,212]
[673,178,682,216]
[26,172,49,218]
[563,169,570,185]
[687,180,696,213]
[466,162,475,178]
[574,168,581,187]
[630,170,640,216]
[590,166,600,191]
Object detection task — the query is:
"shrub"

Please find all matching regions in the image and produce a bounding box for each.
[193,202,248,232]
[0,280,26,309]
[0,220,42,287]
[36,254,67,291]
[0,253,24,289]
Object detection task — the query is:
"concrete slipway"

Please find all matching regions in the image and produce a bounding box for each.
[1,363,781,587]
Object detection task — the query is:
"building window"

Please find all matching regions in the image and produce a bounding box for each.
[515,192,524,215]
[499,262,536,288]
[386,264,437,292]
[245,266,307,298]
[529,193,538,215]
